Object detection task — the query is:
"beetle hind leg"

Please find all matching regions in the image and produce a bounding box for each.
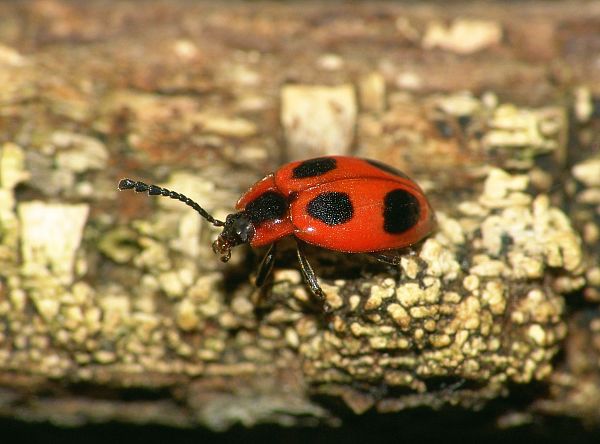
[370,250,402,266]
[369,250,406,286]
[296,241,331,313]
[255,243,276,288]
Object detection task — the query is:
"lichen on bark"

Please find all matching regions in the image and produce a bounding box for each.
[0,0,598,431]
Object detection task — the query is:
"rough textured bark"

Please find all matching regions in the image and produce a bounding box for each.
[0,0,599,435]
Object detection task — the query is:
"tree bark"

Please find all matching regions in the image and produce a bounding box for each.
[0,0,599,433]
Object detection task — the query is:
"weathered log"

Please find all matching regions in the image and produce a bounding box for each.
[0,0,599,434]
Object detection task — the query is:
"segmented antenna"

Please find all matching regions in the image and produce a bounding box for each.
[118,178,225,227]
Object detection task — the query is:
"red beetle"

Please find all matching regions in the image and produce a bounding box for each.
[119,156,435,311]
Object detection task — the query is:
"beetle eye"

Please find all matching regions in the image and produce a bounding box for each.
[234,216,255,243]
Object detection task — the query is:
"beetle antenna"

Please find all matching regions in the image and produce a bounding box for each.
[118,178,225,227]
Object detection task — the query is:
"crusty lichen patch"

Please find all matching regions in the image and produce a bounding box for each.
[0,55,590,423]
[357,90,569,185]
[0,150,586,419]
[0,0,598,430]
[267,168,584,413]
[570,155,600,302]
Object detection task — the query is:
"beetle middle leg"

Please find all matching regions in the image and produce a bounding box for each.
[296,241,331,313]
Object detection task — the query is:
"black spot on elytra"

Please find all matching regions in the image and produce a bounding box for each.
[383,189,420,234]
[292,157,337,179]
[365,159,411,180]
[307,192,353,226]
[244,191,287,225]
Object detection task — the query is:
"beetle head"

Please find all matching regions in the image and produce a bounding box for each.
[212,212,255,262]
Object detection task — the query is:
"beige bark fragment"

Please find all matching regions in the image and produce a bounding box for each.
[281,84,356,159]
[18,202,89,284]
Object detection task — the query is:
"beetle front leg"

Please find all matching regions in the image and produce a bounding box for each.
[295,241,331,313]
[255,243,276,288]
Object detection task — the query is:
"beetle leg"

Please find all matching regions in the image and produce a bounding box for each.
[255,243,276,288]
[296,241,331,313]
[370,250,404,286]
[370,250,402,266]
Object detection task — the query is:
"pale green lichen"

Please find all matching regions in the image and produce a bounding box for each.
[0,143,30,190]
[483,105,566,165]
[572,157,600,188]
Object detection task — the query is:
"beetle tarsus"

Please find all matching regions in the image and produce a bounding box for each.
[370,251,402,266]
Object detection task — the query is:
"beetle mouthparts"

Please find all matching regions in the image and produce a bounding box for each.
[212,238,232,263]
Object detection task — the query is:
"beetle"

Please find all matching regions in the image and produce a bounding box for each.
[118,156,435,311]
